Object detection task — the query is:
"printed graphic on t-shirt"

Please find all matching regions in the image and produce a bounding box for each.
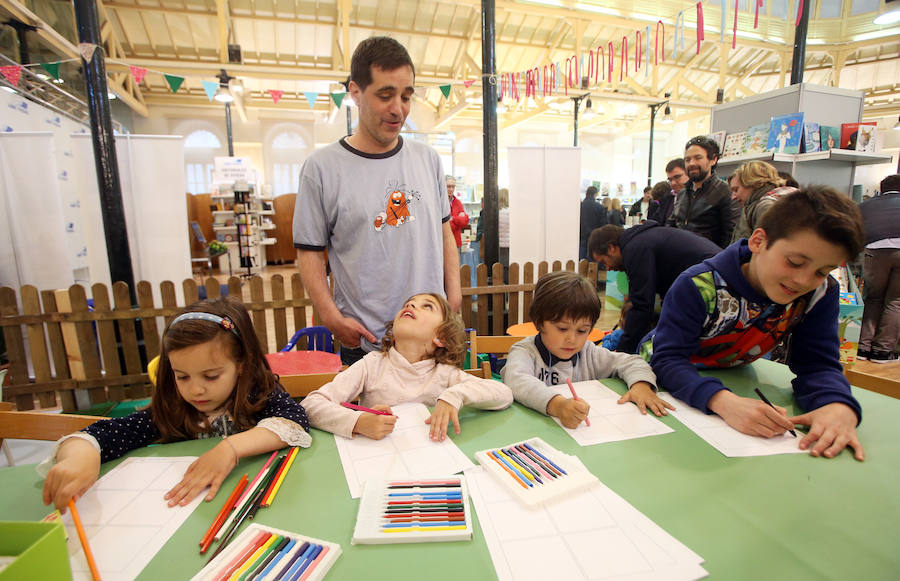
[373,182,422,231]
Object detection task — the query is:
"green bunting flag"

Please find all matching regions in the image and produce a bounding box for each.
[330,92,346,108]
[164,74,184,94]
[41,62,60,80]
[440,84,451,98]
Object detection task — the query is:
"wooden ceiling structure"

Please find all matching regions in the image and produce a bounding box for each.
[1,0,898,134]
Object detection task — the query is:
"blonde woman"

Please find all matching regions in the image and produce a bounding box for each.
[609,197,625,226]
[728,161,797,242]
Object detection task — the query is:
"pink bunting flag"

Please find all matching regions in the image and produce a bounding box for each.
[0,65,21,86]
[464,79,475,88]
[129,66,147,84]
[269,89,283,104]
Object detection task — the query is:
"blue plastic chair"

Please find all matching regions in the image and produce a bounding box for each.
[281,326,334,353]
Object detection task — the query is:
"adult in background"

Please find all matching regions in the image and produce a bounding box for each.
[498,187,511,283]
[857,174,900,364]
[629,187,653,224]
[665,158,689,197]
[588,223,720,353]
[446,175,469,259]
[609,198,626,226]
[648,180,675,225]
[729,161,797,243]
[668,135,740,248]
[293,37,461,366]
[579,185,608,260]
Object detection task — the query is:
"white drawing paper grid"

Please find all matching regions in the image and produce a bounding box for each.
[61,456,204,581]
[334,402,475,498]
[551,380,674,446]
[659,393,805,457]
[466,464,708,581]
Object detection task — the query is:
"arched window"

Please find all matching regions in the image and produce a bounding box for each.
[184,129,224,194]
[269,130,309,196]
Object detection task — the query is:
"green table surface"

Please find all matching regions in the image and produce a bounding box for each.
[2,359,898,580]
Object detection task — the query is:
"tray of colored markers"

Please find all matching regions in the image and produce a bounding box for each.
[474,437,598,507]
[351,477,473,544]
[191,523,341,581]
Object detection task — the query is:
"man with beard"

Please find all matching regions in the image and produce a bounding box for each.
[669,135,740,248]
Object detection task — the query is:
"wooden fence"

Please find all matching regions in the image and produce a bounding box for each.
[1,261,597,411]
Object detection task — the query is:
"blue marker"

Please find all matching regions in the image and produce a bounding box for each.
[286,543,321,581]
[523,442,567,475]
[252,538,296,580]
[272,541,309,580]
[491,450,533,487]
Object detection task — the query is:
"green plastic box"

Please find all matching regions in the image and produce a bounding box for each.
[0,521,72,580]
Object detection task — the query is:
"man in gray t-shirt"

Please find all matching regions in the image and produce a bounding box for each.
[293,37,461,365]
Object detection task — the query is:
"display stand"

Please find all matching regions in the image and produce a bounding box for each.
[211,180,276,277]
[710,83,891,195]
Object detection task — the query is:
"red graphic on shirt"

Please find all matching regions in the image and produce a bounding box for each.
[373,184,420,231]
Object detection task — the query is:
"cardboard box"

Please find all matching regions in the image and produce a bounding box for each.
[0,521,72,580]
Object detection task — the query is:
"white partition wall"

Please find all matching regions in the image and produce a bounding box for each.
[0,132,74,290]
[507,146,581,267]
[72,134,191,305]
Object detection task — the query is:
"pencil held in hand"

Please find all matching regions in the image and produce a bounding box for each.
[753,388,797,437]
[68,500,101,581]
[566,378,591,427]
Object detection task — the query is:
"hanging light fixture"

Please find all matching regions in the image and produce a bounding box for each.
[582,97,597,120]
[660,104,674,124]
[214,86,234,103]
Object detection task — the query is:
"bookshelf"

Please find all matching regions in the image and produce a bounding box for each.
[211,182,277,276]
[711,83,891,196]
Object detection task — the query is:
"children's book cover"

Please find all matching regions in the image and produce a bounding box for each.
[840,122,877,151]
[802,122,820,153]
[819,125,840,151]
[766,113,804,154]
[722,132,746,157]
[743,124,769,154]
[708,130,726,152]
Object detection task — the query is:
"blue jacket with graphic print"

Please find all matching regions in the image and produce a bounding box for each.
[642,240,861,421]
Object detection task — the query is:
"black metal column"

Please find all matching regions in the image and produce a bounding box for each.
[73,0,136,298]
[647,109,656,187]
[573,101,580,147]
[6,20,36,64]
[481,0,499,269]
[790,0,811,84]
[224,101,234,156]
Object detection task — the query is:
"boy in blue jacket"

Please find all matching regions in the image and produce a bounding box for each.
[643,186,865,461]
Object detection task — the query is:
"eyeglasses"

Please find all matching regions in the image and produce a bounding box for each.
[667,174,686,183]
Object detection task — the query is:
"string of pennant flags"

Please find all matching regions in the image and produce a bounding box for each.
[0,0,806,108]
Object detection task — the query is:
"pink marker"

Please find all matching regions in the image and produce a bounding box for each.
[566,378,591,427]
[341,401,393,416]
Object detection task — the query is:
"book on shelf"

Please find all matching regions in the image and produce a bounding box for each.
[708,131,726,152]
[840,122,877,151]
[802,122,820,153]
[743,124,769,154]
[722,132,746,157]
[819,125,840,151]
[766,112,804,154]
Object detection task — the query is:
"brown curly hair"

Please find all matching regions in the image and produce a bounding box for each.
[380,293,466,366]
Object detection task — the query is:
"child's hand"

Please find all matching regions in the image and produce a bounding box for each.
[425,400,460,441]
[352,407,397,440]
[618,382,675,416]
[42,439,101,512]
[547,394,590,429]
[708,390,795,437]
[164,440,237,506]
[790,403,865,461]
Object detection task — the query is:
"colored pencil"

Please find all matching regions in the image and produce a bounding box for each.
[515,444,559,478]
[208,466,278,563]
[491,450,533,486]
[510,445,555,480]
[341,401,393,415]
[263,446,299,507]
[235,451,278,506]
[487,450,530,489]
[247,460,284,520]
[217,456,281,540]
[499,448,543,484]
[67,500,101,581]
[387,480,460,488]
[297,546,330,581]
[259,453,289,508]
[754,387,798,437]
[566,377,592,427]
[523,442,568,475]
[201,474,249,552]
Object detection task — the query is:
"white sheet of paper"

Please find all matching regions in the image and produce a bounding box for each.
[334,402,475,498]
[659,393,805,457]
[551,381,674,446]
[62,456,203,581]
[466,463,707,581]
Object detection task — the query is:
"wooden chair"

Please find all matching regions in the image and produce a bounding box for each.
[468,330,527,374]
[0,407,105,466]
[279,372,340,398]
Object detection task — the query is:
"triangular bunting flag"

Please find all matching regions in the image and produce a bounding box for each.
[303,92,318,109]
[164,74,184,93]
[41,62,60,80]
[464,79,475,88]
[330,92,346,108]
[269,89,283,104]
[129,66,147,84]
[202,80,219,101]
[440,84,451,99]
[0,65,22,86]
[78,43,98,63]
